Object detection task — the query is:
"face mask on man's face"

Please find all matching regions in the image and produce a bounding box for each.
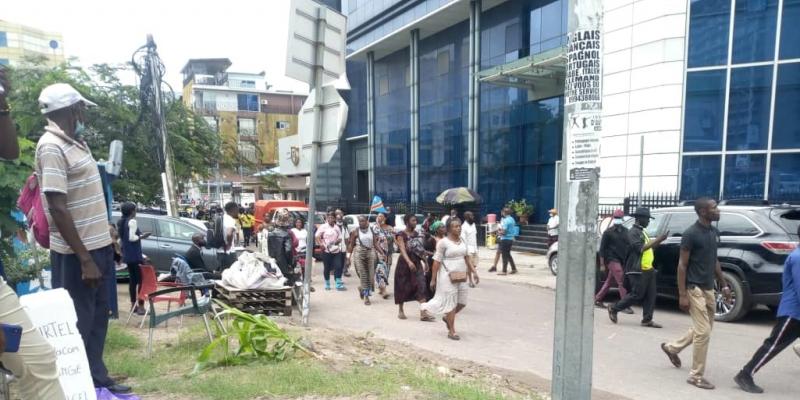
[613,218,623,225]
[74,120,86,139]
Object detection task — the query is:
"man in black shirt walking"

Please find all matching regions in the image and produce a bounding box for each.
[660,198,732,390]
[608,207,668,327]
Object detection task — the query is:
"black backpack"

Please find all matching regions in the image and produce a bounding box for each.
[207,213,226,249]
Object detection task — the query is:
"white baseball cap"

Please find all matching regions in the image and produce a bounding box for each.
[38,83,97,115]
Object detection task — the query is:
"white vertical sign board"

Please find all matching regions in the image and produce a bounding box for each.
[286,0,347,86]
[564,28,602,181]
[297,86,348,163]
[20,289,97,400]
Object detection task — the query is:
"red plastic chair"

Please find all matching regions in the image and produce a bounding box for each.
[124,264,187,328]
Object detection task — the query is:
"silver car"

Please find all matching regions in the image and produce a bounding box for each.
[111,212,219,273]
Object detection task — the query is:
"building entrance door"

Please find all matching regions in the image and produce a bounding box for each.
[357,171,369,202]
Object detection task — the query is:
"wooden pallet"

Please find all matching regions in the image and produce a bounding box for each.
[213,284,293,316]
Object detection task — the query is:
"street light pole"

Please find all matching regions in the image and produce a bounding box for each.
[552,1,603,399]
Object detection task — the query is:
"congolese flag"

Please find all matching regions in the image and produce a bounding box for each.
[370,195,387,213]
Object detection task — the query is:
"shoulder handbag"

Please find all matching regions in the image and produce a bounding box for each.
[440,241,468,284]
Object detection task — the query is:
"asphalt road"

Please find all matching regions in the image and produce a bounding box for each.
[306,264,798,400]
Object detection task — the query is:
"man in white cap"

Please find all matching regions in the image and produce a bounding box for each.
[0,69,67,399]
[35,83,131,394]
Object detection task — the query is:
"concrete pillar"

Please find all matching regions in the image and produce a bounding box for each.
[410,29,420,206]
[366,51,376,196]
[468,0,482,190]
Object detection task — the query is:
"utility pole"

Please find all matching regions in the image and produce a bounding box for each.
[145,35,179,217]
[552,1,603,400]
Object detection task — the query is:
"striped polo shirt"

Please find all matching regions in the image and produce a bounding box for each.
[35,123,111,254]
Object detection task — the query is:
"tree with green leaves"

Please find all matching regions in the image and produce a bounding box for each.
[0,57,222,240]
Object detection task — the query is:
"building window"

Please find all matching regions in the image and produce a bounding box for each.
[726,66,772,151]
[238,118,256,136]
[724,154,766,199]
[772,63,800,149]
[237,80,256,89]
[437,50,450,76]
[732,0,779,64]
[769,153,800,202]
[687,0,731,68]
[203,116,218,132]
[529,0,566,55]
[0,32,6,48]
[681,155,721,200]
[276,121,290,130]
[684,70,726,152]
[237,94,259,112]
[780,0,800,59]
[238,143,259,164]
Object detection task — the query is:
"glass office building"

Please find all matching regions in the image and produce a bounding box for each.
[681,0,800,202]
[342,0,567,222]
[333,0,800,221]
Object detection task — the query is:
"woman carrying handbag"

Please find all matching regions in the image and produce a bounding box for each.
[421,218,479,340]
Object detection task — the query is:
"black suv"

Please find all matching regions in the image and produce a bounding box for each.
[637,206,799,322]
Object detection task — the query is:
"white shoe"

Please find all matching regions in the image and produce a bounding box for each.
[793,343,800,359]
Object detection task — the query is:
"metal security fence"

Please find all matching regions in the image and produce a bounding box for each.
[623,193,681,215]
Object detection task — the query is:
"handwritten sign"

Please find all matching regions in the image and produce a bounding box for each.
[20,289,97,400]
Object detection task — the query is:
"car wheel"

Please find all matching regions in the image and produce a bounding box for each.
[548,253,558,276]
[714,271,750,323]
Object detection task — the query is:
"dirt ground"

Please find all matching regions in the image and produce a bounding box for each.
[121,315,548,400]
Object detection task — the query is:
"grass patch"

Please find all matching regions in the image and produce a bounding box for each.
[105,322,533,400]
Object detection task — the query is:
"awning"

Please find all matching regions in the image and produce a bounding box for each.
[478,47,567,101]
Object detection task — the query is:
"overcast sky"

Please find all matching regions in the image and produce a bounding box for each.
[3,0,309,93]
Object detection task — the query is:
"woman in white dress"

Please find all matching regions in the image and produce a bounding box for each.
[421,218,480,340]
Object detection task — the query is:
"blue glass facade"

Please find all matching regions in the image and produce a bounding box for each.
[341,0,567,222]
[477,0,565,221]
[343,60,368,138]
[687,0,731,68]
[681,155,721,200]
[373,48,410,203]
[418,21,469,202]
[681,0,800,202]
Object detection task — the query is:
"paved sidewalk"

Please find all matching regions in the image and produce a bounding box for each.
[475,246,556,290]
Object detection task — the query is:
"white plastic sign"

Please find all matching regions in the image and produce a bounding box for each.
[20,289,97,400]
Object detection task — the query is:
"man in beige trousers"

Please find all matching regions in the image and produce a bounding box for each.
[660,197,732,390]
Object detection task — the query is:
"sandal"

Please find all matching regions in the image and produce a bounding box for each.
[364,298,371,306]
[383,294,390,300]
[420,313,436,322]
[398,312,407,320]
[686,376,715,390]
[447,333,461,341]
[661,343,681,368]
